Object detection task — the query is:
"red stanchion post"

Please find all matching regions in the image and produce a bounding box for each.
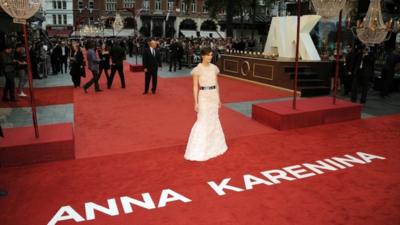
[293,0,301,110]
[333,10,343,105]
[22,24,39,138]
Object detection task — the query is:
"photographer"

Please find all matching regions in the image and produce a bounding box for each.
[351,45,375,104]
[1,44,17,102]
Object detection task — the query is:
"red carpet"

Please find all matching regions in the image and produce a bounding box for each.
[0,123,75,166]
[0,115,399,225]
[2,64,398,225]
[74,65,291,158]
[0,86,73,108]
[252,96,363,130]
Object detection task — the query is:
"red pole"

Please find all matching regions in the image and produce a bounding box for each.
[23,24,39,138]
[333,10,342,105]
[293,0,301,110]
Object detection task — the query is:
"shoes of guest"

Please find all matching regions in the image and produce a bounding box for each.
[18,92,27,97]
[143,92,148,95]
[95,89,103,92]
[83,87,88,93]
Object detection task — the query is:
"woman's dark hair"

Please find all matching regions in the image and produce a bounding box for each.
[200,47,212,56]
[200,47,212,63]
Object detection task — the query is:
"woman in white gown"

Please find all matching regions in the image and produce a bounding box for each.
[184,47,228,161]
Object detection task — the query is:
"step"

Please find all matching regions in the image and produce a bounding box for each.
[290,73,320,79]
[284,67,312,73]
[297,79,326,87]
[300,86,331,97]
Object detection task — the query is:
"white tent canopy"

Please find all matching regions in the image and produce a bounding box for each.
[200,31,225,39]
[180,30,226,39]
[70,29,136,37]
[180,30,197,38]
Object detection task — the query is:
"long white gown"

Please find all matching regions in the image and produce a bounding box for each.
[184,63,228,161]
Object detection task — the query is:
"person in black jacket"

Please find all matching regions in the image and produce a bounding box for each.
[69,43,85,88]
[1,44,17,102]
[60,42,70,74]
[169,39,178,72]
[344,45,355,96]
[98,43,110,81]
[351,45,375,104]
[51,43,62,75]
[142,38,162,94]
[380,49,400,98]
[108,41,126,89]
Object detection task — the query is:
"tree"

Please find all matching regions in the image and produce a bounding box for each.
[205,0,278,38]
[205,0,237,37]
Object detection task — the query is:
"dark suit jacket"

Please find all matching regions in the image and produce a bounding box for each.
[353,51,375,78]
[142,47,161,73]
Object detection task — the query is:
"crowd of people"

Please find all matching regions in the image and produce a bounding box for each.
[1,34,399,103]
[330,44,400,104]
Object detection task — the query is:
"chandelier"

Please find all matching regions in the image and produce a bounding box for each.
[355,0,392,45]
[80,25,101,37]
[311,0,347,18]
[0,0,41,24]
[113,13,124,33]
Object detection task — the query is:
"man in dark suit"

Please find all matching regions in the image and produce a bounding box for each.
[60,42,70,74]
[169,39,178,72]
[344,45,355,96]
[51,42,62,75]
[108,40,126,89]
[351,45,375,104]
[380,49,400,98]
[142,38,161,94]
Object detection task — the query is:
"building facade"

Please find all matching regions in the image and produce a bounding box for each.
[72,0,224,38]
[43,0,74,37]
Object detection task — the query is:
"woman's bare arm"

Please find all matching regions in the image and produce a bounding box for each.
[193,74,199,112]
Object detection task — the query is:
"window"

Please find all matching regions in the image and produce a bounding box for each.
[58,15,62,24]
[62,1,66,9]
[52,1,56,9]
[143,0,149,10]
[192,0,196,13]
[63,15,67,24]
[78,0,84,9]
[168,0,174,11]
[105,0,117,11]
[89,0,94,9]
[52,15,57,24]
[181,2,186,12]
[203,3,208,13]
[124,0,135,9]
[57,1,62,9]
[155,0,161,10]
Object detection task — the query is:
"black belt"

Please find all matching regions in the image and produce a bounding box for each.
[200,86,216,90]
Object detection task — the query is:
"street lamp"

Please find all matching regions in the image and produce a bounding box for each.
[0,0,41,138]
